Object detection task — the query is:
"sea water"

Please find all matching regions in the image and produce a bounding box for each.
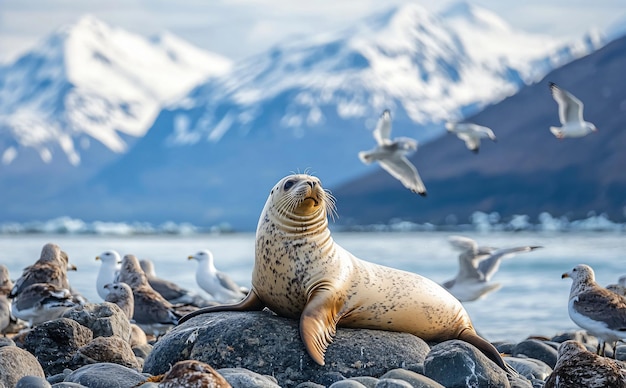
[1,231,624,343]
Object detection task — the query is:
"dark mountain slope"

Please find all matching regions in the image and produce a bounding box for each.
[332,35,626,226]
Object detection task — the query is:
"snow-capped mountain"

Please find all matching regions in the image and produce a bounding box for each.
[168,2,601,146]
[0,2,611,230]
[0,15,232,167]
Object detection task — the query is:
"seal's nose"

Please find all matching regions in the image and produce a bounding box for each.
[307,181,316,188]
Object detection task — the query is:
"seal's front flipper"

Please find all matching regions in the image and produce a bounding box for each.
[177,290,265,325]
[299,289,343,366]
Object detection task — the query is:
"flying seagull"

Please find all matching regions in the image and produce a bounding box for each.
[443,235,542,302]
[358,110,427,196]
[445,122,497,153]
[549,82,598,139]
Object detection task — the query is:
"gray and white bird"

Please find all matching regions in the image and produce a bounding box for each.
[10,243,76,298]
[605,275,626,298]
[544,340,626,388]
[358,109,427,196]
[549,82,598,139]
[117,254,181,336]
[140,259,209,306]
[442,235,542,302]
[188,250,247,303]
[562,264,626,356]
[10,283,77,327]
[104,282,134,320]
[445,122,497,153]
[0,264,13,296]
[104,281,148,347]
[95,250,122,300]
[0,295,11,334]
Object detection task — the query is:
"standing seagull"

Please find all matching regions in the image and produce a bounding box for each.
[95,250,122,300]
[188,250,247,303]
[140,259,209,306]
[442,235,542,302]
[544,340,626,388]
[10,283,77,327]
[358,110,427,196]
[549,82,598,139]
[562,264,626,356]
[117,254,181,336]
[0,265,13,296]
[445,122,497,153]
[10,243,77,298]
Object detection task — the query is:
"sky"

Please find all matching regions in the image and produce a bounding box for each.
[1,0,625,64]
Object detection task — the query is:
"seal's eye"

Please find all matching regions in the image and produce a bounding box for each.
[283,180,295,191]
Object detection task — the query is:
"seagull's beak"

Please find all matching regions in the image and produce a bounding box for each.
[68,263,77,271]
[187,256,194,260]
[561,272,570,279]
[96,256,100,261]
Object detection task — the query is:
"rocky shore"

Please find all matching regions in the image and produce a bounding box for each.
[1,303,625,387]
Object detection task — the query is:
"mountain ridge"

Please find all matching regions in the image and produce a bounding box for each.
[332,35,626,226]
[0,2,615,230]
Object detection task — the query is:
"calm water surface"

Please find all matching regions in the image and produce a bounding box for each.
[1,231,624,343]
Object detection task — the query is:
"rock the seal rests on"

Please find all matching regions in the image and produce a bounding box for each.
[179,173,512,373]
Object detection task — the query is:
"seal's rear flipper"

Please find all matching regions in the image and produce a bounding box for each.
[177,290,265,325]
[458,329,519,376]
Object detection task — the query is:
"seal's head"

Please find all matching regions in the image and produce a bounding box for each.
[269,174,336,219]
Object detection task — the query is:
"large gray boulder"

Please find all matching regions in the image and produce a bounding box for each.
[23,318,93,376]
[63,363,147,388]
[62,302,131,342]
[0,345,46,387]
[144,311,431,387]
[423,340,511,388]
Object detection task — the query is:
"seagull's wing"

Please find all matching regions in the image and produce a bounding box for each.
[216,271,244,294]
[477,246,541,282]
[448,236,478,253]
[573,288,626,329]
[457,133,480,152]
[378,154,426,195]
[550,82,584,124]
[456,252,485,282]
[472,124,497,141]
[373,110,392,146]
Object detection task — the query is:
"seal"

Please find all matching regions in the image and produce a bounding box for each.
[179,174,510,372]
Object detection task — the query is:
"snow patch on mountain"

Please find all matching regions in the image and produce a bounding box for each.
[168,2,604,146]
[0,15,233,165]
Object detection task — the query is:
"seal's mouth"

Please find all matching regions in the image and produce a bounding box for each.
[303,197,319,206]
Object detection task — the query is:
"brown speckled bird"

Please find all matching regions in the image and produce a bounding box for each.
[544,340,626,388]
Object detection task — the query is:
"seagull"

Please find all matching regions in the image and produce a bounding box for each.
[152,360,232,388]
[140,259,210,306]
[0,265,13,296]
[10,243,77,298]
[104,282,148,347]
[605,275,626,298]
[104,282,134,320]
[188,250,247,303]
[117,254,182,336]
[445,122,497,153]
[442,235,542,302]
[96,250,122,300]
[549,82,598,139]
[0,295,11,335]
[358,109,427,196]
[544,340,626,388]
[10,283,77,327]
[562,264,626,357]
